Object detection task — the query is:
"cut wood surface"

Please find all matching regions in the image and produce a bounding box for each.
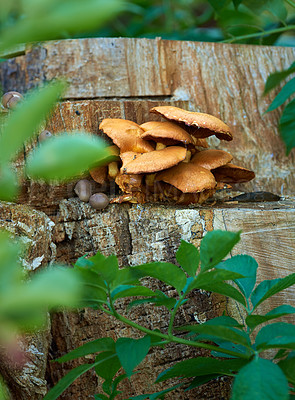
[1,38,295,399]
[1,38,295,196]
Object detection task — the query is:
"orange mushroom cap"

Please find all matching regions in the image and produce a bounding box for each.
[191,149,233,170]
[212,163,255,183]
[150,106,233,141]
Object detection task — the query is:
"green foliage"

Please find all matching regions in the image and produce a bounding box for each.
[47,230,295,400]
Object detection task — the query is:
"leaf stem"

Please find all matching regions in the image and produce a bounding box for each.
[102,304,251,360]
[222,25,295,43]
[168,297,184,337]
[285,0,295,8]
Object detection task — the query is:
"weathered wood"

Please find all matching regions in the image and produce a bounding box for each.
[1,38,294,196]
[0,202,55,400]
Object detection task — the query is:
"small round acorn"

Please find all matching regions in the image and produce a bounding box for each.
[2,91,23,109]
[74,179,92,202]
[89,193,109,210]
[38,130,53,142]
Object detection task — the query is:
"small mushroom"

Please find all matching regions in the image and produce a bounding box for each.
[74,179,92,202]
[89,193,109,210]
[150,106,233,141]
[2,91,23,109]
[191,149,233,170]
[212,163,255,183]
[38,130,53,142]
[140,121,194,146]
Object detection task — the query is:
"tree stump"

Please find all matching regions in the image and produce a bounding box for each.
[1,38,294,399]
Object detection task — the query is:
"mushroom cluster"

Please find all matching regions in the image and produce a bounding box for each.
[88,106,255,206]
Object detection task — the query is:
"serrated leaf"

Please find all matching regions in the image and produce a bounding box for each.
[200,230,241,271]
[133,262,187,294]
[190,268,244,292]
[177,324,250,348]
[0,81,66,165]
[116,336,151,377]
[95,351,121,381]
[264,61,295,95]
[246,305,295,330]
[251,273,295,310]
[176,240,200,276]
[26,132,112,182]
[278,352,295,382]
[0,167,19,201]
[57,337,115,363]
[197,281,247,307]
[156,357,247,382]
[215,255,258,299]
[279,98,295,155]
[231,357,289,400]
[255,323,295,351]
[111,285,155,301]
[266,77,295,113]
[211,340,251,359]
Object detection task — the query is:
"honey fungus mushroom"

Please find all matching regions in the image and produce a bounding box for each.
[212,163,255,183]
[150,106,233,141]
[1,91,23,109]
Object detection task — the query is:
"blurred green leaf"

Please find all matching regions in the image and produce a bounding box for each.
[176,240,200,276]
[208,0,230,12]
[266,77,295,113]
[0,81,66,165]
[279,98,295,155]
[243,0,287,20]
[231,357,289,400]
[26,132,112,182]
[0,166,19,201]
[129,384,183,400]
[57,337,115,363]
[215,255,258,299]
[246,305,295,330]
[0,0,126,53]
[233,0,244,8]
[200,230,241,271]
[251,273,295,310]
[116,336,151,377]
[264,61,295,95]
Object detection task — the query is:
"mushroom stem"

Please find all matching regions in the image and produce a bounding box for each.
[183,150,191,163]
[108,162,119,180]
[155,143,166,151]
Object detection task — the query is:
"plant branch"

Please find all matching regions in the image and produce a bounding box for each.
[103,303,251,360]
[168,297,184,337]
[222,25,295,43]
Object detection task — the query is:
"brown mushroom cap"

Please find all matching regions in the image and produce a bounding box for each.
[156,163,216,193]
[99,119,154,153]
[191,149,233,170]
[150,106,233,141]
[121,146,187,174]
[74,179,92,202]
[89,193,109,210]
[212,163,255,183]
[2,91,23,109]
[140,121,194,145]
[38,130,53,142]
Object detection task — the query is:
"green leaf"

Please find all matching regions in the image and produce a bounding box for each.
[243,0,287,20]
[279,98,295,155]
[127,291,177,312]
[215,255,258,299]
[111,285,155,301]
[75,266,108,307]
[0,167,19,201]
[156,357,247,382]
[278,352,295,382]
[133,262,187,294]
[255,323,295,351]
[264,61,295,95]
[129,384,183,400]
[26,132,113,182]
[57,337,115,363]
[192,268,244,290]
[0,82,65,165]
[95,394,109,400]
[197,281,247,307]
[176,240,200,276]
[95,351,121,381]
[231,357,289,400]
[116,336,151,377]
[0,0,125,54]
[266,77,295,113]
[43,362,97,400]
[208,0,230,12]
[251,273,295,310]
[186,374,221,390]
[200,230,241,271]
[246,305,295,330]
[177,324,250,348]
[232,0,244,8]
